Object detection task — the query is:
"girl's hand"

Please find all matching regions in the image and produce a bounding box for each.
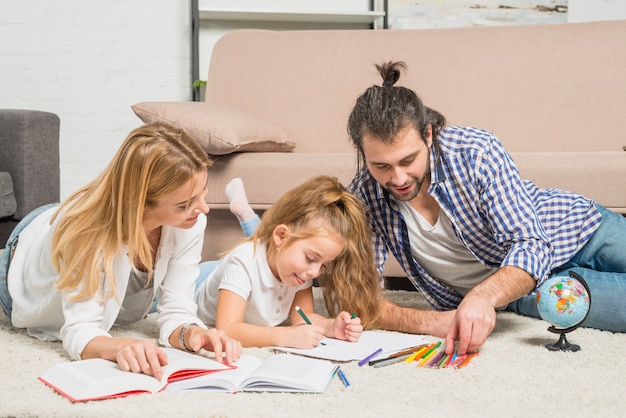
[333,311,363,342]
[187,327,243,364]
[289,322,325,349]
[115,338,169,380]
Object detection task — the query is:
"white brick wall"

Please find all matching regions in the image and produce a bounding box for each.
[0,0,192,198]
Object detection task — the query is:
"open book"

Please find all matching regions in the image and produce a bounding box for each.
[167,354,339,393]
[39,349,338,402]
[39,348,235,402]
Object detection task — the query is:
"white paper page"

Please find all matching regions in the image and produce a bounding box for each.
[39,348,235,401]
[161,348,233,377]
[40,358,164,401]
[270,330,429,361]
[241,354,338,393]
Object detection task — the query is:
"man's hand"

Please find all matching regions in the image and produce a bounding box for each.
[445,294,496,355]
[444,266,535,355]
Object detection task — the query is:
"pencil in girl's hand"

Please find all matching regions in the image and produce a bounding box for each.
[294,306,312,324]
[294,305,326,345]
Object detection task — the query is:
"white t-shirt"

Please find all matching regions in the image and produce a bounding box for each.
[399,202,494,296]
[195,241,311,327]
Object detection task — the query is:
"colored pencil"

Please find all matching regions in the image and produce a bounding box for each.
[425,350,444,368]
[450,354,468,368]
[417,349,437,367]
[389,344,429,358]
[417,341,441,367]
[368,345,427,366]
[456,351,480,369]
[446,352,457,368]
[371,353,414,368]
[437,353,451,369]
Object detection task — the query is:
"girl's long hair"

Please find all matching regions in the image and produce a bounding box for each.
[250,175,383,328]
[51,122,212,301]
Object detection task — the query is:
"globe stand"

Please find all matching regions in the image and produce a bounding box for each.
[545,327,580,352]
[541,271,591,352]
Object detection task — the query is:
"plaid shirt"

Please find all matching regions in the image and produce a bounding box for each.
[349,126,602,310]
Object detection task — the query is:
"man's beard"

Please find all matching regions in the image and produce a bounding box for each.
[385,167,430,202]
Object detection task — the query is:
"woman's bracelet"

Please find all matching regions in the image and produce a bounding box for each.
[179,323,199,352]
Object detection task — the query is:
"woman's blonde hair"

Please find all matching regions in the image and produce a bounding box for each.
[51,122,212,301]
[250,175,383,328]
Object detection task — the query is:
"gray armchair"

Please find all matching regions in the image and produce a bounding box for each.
[0,109,60,244]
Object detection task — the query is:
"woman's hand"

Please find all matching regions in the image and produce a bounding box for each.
[186,327,243,364]
[332,311,363,342]
[114,338,169,380]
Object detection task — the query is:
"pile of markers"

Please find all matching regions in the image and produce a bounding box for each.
[360,341,479,369]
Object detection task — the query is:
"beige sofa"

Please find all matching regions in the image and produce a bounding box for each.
[133,20,626,278]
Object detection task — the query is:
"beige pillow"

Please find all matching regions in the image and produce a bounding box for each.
[131,101,296,155]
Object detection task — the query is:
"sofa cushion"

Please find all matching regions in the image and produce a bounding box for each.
[0,172,17,218]
[511,151,626,214]
[131,101,296,156]
[204,152,358,208]
[203,151,626,214]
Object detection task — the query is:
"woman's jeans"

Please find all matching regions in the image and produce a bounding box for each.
[507,204,626,332]
[0,204,59,319]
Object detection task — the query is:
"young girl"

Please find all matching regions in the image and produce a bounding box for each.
[195,175,383,348]
[0,122,241,380]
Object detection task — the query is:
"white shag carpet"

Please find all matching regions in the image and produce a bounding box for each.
[1,287,625,418]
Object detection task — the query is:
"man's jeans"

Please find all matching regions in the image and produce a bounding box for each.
[508,204,626,332]
[0,204,59,318]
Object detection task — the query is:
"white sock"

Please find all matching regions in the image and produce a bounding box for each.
[225,178,256,222]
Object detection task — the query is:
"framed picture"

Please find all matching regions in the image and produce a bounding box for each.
[386,0,568,29]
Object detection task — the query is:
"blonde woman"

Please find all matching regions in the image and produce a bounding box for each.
[195,175,384,348]
[0,122,241,380]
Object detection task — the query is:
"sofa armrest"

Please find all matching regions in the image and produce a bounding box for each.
[0,109,60,219]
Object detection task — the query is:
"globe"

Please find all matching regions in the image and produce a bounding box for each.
[536,275,590,328]
[535,271,591,351]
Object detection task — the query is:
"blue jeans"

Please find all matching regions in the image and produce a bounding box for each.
[0,203,59,319]
[507,204,626,332]
[150,215,260,313]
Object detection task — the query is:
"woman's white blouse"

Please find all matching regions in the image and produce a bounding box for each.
[8,206,207,360]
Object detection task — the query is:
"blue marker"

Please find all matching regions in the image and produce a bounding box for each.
[337,368,351,389]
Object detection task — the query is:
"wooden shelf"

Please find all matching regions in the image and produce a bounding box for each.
[198,9,385,24]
